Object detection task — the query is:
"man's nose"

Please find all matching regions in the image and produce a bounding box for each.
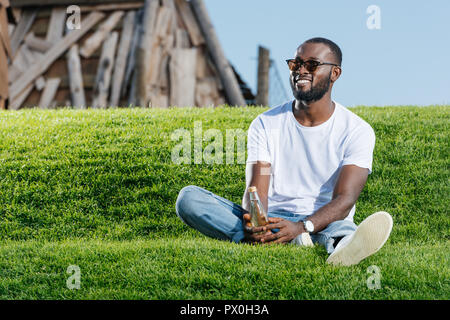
[298,63,310,74]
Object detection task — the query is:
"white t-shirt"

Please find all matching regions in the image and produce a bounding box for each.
[246,100,376,222]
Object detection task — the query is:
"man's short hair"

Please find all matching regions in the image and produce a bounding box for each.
[304,37,342,66]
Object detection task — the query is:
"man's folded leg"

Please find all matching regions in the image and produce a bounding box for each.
[175,185,246,243]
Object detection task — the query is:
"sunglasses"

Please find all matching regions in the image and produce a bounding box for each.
[286,58,340,72]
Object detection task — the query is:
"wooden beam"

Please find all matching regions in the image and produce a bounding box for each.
[25,32,53,53]
[256,46,270,106]
[80,2,144,12]
[46,8,66,44]
[190,0,245,106]
[146,6,173,88]
[9,8,36,57]
[136,0,159,107]
[66,45,86,109]
[174,0,204,46]
[153,6,173,44]
[79,10,123,58]
[175,28,190,48]
[9,11,105,102]
[110,10,135,107]
[122,8,142,102]
[9,43,46,106]
[39,78,60,108]
[10,0,142,7]
[195,77,220,108]
[92,31,118,108]
[169,48,197,107]
[162,0,177,42]
[9,82,32,110]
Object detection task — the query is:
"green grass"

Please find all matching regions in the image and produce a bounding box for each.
[0,106,449,299]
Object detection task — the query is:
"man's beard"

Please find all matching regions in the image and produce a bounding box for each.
[291,71,332,103]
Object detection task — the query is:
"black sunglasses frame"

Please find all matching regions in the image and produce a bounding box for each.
[286,59,340,72]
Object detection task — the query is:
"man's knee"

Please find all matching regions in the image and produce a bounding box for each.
[175,185,202,221]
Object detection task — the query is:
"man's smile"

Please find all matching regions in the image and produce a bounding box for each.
[294,75,312,88]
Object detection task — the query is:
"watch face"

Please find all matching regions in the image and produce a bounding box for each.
[305,220,314,232]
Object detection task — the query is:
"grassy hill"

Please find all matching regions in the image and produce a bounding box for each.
[0,106,448,299]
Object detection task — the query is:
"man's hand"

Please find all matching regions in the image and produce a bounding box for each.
[260,218,305,244]
[242,213,273,243]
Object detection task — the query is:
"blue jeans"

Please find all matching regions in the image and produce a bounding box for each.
[175,185,357,254]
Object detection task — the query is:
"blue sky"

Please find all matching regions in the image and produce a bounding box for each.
[203,0,450,107]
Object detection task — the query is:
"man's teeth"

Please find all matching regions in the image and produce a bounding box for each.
[297,80,310,84]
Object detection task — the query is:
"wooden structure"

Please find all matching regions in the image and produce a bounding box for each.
[7,0,248,109]
[0,0,12,109]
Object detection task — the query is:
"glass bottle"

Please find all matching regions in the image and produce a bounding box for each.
[248,186,268,228]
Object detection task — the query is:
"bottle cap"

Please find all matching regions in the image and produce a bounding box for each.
[248,186,257,192]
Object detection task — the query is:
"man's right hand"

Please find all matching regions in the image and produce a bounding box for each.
[242,213,272,243]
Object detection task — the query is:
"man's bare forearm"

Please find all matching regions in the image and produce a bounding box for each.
[300,194,355,233]
[302,165,369,233]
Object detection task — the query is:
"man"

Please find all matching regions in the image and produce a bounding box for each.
[175,37,393,266]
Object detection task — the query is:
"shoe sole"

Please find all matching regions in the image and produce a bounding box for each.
[326,211,393,266]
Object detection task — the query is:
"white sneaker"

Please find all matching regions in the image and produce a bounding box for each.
[291,232,314,247]
[326,211,393,266]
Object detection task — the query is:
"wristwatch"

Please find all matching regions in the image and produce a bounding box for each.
[303,219,315,233]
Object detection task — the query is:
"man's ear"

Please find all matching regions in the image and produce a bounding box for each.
[331,66,342,83]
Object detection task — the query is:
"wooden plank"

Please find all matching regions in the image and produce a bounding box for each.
[190,0,245,106]
[195,78,212,107]
[92,31,118,108]
[32,16,126,38]
[122,8,142,101]
[66,45,86,109]
[8,43,28,84]
[39,78,60,108]
[153,6,172,43]
[25,32,53,53]
[136,0,159,107]
[9,11,105,102]
[10,8,36,57]
[9,43,46,104]
[8,65,21,83]
[169,48,197,107]
[149,91,168,108]
[9,82,33,110]
[174,0,204,46]
[79,10,123,58]
[46,8,66,44]
[158,52,170,90]
[195,77,221,108]
[110,10,135,107]
[255,46,269,106]
[175,28,190,48]
[195,47,212,79]
[10,0,140,6]
[80,2,144,12]
[19,42,34,65]
[147,45,162,87]
[162,0,177,42]
[145,5,173,88]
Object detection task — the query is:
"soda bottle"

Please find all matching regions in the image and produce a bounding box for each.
[248,186,269,228]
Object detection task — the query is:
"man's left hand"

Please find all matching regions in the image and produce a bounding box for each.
[260,218,305,244]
